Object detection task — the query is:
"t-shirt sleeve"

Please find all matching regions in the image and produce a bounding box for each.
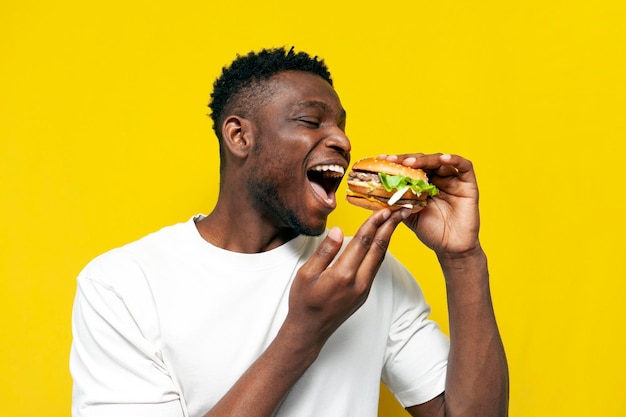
[381,255,450,408]
[70,254,187,417]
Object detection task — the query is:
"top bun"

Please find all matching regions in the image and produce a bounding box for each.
[351,157,429,182]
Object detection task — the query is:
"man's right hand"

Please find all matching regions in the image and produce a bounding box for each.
[202,208,408,417]
[284,208,409,351]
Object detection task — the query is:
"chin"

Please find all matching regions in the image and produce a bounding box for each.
[293,220,327,237]
[250,181,330,237]
[286,212,328,237]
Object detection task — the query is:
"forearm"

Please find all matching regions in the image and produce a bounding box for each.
[203,212,405,417]
[438,246,509,417]
[202,323,322,417]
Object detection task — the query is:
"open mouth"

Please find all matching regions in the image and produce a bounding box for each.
[307,164,345,204]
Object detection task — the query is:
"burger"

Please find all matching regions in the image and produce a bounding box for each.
[346,157,439,213]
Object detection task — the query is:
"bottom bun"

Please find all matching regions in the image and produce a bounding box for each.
[346,195,425,214]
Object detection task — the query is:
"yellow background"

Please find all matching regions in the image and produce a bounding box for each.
[2,1,625,416]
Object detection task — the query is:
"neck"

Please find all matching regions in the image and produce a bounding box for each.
[195,203,299,253]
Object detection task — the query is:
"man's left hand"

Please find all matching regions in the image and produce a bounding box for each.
[379,153,481,256]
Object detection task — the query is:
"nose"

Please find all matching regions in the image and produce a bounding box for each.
[326,126,352,159]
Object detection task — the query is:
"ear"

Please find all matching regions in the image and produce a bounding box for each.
[221,115,254,159]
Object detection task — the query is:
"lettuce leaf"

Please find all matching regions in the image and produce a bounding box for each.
[378,173,439,197]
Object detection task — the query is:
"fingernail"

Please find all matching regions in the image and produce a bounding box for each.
[441,154,452,161]
[327,226,343,242]
[400,208,412,219]
[403,157,416,165]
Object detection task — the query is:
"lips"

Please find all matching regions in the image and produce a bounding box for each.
[307,164,346,206]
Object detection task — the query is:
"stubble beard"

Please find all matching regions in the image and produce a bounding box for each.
[246,119,327,237]
[247,153,326,237]
[250,177,325,237]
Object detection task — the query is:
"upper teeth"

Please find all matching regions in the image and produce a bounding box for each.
[310,164,345,175]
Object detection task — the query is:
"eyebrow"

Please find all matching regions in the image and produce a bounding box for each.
[294,100,347,119]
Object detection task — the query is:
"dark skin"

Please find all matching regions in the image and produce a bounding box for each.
[196,71,508,417]
[198,71,351,252]
[388,153,509,416]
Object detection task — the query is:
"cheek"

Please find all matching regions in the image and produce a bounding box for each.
[251,138,306,183]
[250,154,286,183]
[247,154,293,200]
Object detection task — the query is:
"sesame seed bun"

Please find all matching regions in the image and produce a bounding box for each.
[346,157,434,213]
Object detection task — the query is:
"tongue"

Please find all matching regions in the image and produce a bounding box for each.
[311,181,328,200]
[310,181,335,205]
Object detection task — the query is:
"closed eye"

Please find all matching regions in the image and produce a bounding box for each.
[299,119,320,128]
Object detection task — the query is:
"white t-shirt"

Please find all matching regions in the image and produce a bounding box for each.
[70,216,449,417]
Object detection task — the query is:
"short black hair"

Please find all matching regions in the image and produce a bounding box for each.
[208,46,333,142]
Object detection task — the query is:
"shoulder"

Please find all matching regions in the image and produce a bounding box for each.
[78,217,196,289]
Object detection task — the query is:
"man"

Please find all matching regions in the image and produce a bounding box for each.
[71,47,508,417]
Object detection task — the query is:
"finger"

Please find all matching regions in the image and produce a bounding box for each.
[377,153,424,164]
[394,153,474,178]
[382,153,445,171]
[298,226,344,281]
[437,154,476,181]
[340,209,392,262]
[438,153,470,173]
[427,155,479,199]
[334,208,408,283]
[354,209,407,277]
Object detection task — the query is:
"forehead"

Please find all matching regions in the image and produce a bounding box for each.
[264,71,345,116]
